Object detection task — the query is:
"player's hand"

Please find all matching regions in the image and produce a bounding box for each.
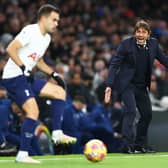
[20,65,34,83]
[51,72,66,89]
[104,87,112,104]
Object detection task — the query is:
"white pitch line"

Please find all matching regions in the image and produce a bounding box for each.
[0,160,14,163]
[0,157,84,163]
[39,157,84,161]
[112,154,168,159]
[1,154,168,163]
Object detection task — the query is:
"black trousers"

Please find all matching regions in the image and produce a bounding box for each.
[121,85,152,146]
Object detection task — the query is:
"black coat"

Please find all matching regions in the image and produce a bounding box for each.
[106,37,168,93]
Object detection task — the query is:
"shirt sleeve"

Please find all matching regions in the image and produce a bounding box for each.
[15,25,31,46]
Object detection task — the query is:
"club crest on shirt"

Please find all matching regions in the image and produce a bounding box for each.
[27,52,40,61]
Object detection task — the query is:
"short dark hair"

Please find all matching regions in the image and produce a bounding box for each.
[134,20,151,34]
[37,4,60,20]
[73,95,86,104]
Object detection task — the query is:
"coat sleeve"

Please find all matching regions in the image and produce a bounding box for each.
[106,41,127,88]
[155,40,168,68]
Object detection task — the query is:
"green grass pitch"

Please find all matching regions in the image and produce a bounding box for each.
[0,153,168,168]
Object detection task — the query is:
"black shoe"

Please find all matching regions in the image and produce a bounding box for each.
[0,142,17,156]
[144,146,156,153]
[134,145,156,154]
[120,144,134,154]
[134,144,146,153]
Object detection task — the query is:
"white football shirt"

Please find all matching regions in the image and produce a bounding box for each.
[2,24,51,78]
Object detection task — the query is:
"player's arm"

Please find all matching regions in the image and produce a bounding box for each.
[6,39,33,82]
[6,39,24,67]
[37,58,66,89]
[36,58,53,75]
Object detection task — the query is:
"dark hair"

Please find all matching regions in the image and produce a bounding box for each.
[37,4,60,20]
[73,95,86,104]
[134,20,151,34]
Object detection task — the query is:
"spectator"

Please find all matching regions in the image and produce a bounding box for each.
[67,72,94,105]
[62,95,92,154]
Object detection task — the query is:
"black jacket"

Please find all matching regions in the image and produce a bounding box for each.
[106,37,168,93]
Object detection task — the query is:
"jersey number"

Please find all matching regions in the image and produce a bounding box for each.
[24,89,30,96]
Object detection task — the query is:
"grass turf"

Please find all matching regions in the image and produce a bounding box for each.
[0,153,168,168]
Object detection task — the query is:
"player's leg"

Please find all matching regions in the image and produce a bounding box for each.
[2,76,40,163]
[16,99,41,163]
[38,81,77,144]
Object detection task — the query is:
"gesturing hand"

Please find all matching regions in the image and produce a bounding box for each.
[104,87,112,104]
[20,65,34,83]
[51,72,66,89]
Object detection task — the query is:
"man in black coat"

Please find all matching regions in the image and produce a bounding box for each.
[104,20,168,153]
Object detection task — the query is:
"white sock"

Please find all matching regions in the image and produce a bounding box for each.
[16,151,28,160]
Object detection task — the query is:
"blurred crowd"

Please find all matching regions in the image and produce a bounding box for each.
[0,0,168,155]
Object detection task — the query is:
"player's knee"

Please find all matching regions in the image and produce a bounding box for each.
[53,87,66,100]
[59,89,66,100]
